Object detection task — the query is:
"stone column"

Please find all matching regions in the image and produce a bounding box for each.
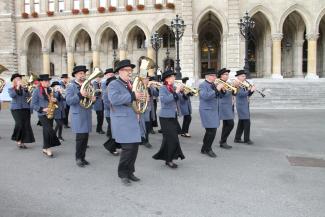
[119,44,127,60]
[65,0,72,11]
[147,47,155,62]
[271,33,283,79]
[92,47,100,68]
[67,46,74,76]
[294,40,304,78]
[193,34,199,83]
[42,48,50,74]
[306,34,319,79]
[20,50,28,75]
[264,39,272,78]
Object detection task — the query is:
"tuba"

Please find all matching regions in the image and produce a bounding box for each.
[215,79,238,94]
[80,67,104,108]
[131,56,155,114]
[0,64,8,93]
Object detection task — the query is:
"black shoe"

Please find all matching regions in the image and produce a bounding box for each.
[201,150,217,158]
[58,137,65,141]
[165,161,178,169]
[220,142,232,149]
[97,130,105,134]
[76,159,85,167]
[64,125,70,129]
[158,129,162,134]
[150,130,156,134]
[121,178,132,186]
[129,174,141,182]
[109,150,119,156]
[245,140,254,145]
[142,142,152,148]
[234,139,245,143]
[82,159,90,165]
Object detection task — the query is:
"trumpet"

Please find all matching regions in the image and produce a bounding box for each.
[174,80,199,96]
[214,79,238,94]
[147,81,163,89]
[234,79,265,98]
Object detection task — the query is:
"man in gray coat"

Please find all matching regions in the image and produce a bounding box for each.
[108,59,145,186]
[66,65,95,167]
[234,70,256,145]
[199,68,224,158]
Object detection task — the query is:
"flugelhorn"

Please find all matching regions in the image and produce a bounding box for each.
[215,79,238,94]
[174,80,199,96]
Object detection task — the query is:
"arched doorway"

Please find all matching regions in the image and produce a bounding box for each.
[99,28,118,69]
[126,26,147,66]
[282,11,307,78]
[74,29,92,72]
[157,25,175,71]
[250,12,272,78]
[317,15,325,78]
[198,12,223,78]
[49,31,67,76]
[27,33,42,75]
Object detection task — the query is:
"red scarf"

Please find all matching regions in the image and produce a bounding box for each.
[39,84,46,96]
[164,81,174,93]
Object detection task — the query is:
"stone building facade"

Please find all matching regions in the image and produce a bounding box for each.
[1,0,325,82]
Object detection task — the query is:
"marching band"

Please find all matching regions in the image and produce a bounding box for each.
[4,57,260,186]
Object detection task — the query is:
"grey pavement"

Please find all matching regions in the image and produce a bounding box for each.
[0,109,325,217]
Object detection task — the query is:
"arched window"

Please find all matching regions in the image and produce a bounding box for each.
[110,0,117,7]
[84,0,90,8]
[24,0,31,13]
[167,0,174,2]
[155,0,163,3]
[34,0,40,13]
[137,34,145,49]
[138,0,145,4]
[48,0,55,11]
[58,0,65,12]
[127,0,134,5]
[112,35,118,50]
[73,0,80,9]
[51,40,55,53]
[99,0,106,7]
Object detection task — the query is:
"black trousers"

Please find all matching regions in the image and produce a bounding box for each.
[181,115,192,134]
[151,99,158,128]
[39,116,61,149]
[235,119,251,142]
[11,109,35,143]
[96,110,104,132]
[118,143,139,178]
[76,133,89,160]
[54,119,63,138]
[202,128,217,152]
[145,121,151,142]
[220,120,234,144]
[105,117,112,138]
[63,105,70,126]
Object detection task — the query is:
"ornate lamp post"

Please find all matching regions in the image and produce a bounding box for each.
[170,14,186,79]
[239,12,255,78]
[150,31,163,75]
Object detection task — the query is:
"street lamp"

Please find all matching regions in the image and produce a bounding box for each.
[150,31,163,75]
[170,14,186,79]
[239,11,255,78]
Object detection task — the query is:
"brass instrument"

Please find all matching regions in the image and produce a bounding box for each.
[235,79,265,98]
[215,79,238,94]
[46,87,58,119]
[132,56,155,114]
[80,67,104,108]
[0,64,8,93]
[174,80,199,96]
[21,73,38,103]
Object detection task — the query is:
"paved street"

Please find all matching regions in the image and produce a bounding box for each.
[0,109,325,217]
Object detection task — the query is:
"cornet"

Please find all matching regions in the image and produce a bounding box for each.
[215,79,238,94]
[174,80,199,96]
[233,79,265,98]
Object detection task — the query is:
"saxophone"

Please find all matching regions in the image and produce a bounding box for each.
[46,87,58,119]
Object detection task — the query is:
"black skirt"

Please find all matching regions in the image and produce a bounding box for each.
[11,109,35,143]
[39,115,61,149]
[153,117,185,162]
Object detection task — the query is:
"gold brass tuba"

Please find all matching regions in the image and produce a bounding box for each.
[215,78,238,94]
[80,67,104,108]
[131,56,155,114]
[0,64,8,93]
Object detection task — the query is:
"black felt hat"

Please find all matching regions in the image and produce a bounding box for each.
[10,73,22,82]
[217,68,231,78]
[105,76,117,86]
[104,68,114,75]
[235,70,247,77]
[61,73,68,78]
[161,69,177,81]
[202,68,217,76]
[72,65,88,77]
[38,74,51,81]
[50,81,60,87]
[114,59,135,73]
[181,77,189,83]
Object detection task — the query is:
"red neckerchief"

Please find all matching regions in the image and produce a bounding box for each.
[164,81,174,93]
[39,84,45,96]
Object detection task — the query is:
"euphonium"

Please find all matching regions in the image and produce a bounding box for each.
[174,80,199,96]
[22,73,38,103]
[132,56,155,114]
[0,64,8,93]
[215,79,238,94]
[80,67,104,108]
[46,87,58,119]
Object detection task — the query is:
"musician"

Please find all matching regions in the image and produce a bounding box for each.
[102,68,120,156]
[59,74,70,128]
[93,76,105,134]
[8,73,35,149]
[179,77,192,138]
[199,68,224,158]
[51,81,65,141]
[108,59,144,186]
[234,70,255,145]
[66,65,95,167]
[218,68,235,149]
[31,74,61,157]
[153,69,185,169]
